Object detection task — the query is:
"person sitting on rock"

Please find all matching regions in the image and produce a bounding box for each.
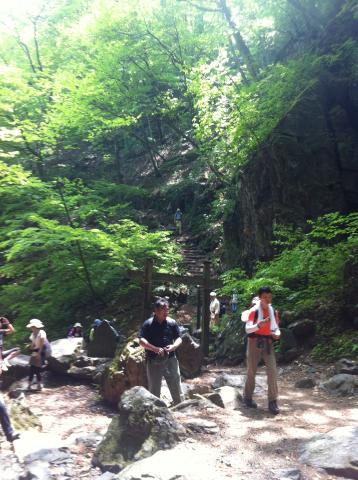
[89,319,102,342]
[89,319,120,342]
[67,322,83,338]
[0,364,20,442]
[243,286,281,415]
[26,318,47,391]
[139,298,184,405]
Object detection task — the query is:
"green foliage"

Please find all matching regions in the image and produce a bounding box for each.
[0,162,180,342]
[312,332,358,362]
[221,213,358,314]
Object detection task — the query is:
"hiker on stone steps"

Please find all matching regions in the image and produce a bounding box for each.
[139,297,184,405]
[26,318,47,391]
[242,286,281,415]
[174,208,183,235]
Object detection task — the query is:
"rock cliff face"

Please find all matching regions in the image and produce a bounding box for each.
[224,3,358,270]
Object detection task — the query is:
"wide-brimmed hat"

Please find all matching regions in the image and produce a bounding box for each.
[73,322,82,328]
[210,291,217,297]
[26,318,44,329]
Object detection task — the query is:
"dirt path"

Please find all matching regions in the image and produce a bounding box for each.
[0,375,114,479]
[1,364,357,480]
[181,363,358,480]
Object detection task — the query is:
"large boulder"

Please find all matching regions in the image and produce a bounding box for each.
[288,319,315,338]
[299,426,358,479]
[112,444,217,480]
[0,354,30,390]
[335,358,358,375]
[215,318,246,365]
[92,386,184,473]
[320,374,358,396]
[47,338,83,374]
[176,333,202,378]
[212,373,266,395]
[277,328,299,363]
[101,338,147,405]
[68,356,111,384]
[206,386,242,409]
[87,322,119,358]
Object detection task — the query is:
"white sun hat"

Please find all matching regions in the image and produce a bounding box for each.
[26,318,44,329]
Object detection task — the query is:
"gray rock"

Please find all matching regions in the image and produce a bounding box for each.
[47,338,83,374]
[280,311,297,327]
[24,447,71,465]
[67,365,98,381]
[115,444,216,480]
[74,432,103,448]
[0,451,29,480]
[300,426,358,479]
[186,384,211,398]
[277,328,300,363]
[87,322,119,358]
[176,333,203,378]
[335,358,358,375]
[212,373,266,394]
[8,379,29,399]
[97,473,118,480]
[321,374,357,396]
[207,386,242,409]
[92,386,184,473]
[205,392,225,408]
[273,468,302,480]
[294,378,315,389]
[212,373,245,389]
[100,338,147,405]
[171,398,217,414]
[0,354,30,390]
[26,460,53,480]
[288,319,315,337]
[181,418,219,434]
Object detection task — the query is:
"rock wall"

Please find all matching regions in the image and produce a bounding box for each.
[224,77,358,270]
[224,3,358,270]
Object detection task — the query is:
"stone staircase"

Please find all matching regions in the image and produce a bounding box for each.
[175,235,207,277]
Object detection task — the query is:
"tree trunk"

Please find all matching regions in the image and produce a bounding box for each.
[218,0,258,80]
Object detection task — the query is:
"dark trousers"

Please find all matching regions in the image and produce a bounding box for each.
[0,396,13,440]
[29,365,42,382]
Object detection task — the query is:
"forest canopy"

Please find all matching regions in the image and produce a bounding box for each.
[0,0,357,352]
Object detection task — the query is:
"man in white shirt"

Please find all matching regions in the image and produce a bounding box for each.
[209,292,220,327]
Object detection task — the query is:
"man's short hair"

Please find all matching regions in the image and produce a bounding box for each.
[154,298,169,309]
[258,286,272,297]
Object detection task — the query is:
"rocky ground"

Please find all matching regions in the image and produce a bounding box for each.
[0,360,357,480]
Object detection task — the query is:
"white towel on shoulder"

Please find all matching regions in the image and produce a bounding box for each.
[243,303,280,336]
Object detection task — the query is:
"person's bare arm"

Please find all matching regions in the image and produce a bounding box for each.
[0,323,14,335]
[164,337,182,353]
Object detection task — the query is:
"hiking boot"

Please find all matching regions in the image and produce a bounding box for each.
[7,432,20,442]
[243,397,257,408]
[268,400,280,415]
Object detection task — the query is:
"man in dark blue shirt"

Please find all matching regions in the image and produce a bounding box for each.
[139,298,184,404]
